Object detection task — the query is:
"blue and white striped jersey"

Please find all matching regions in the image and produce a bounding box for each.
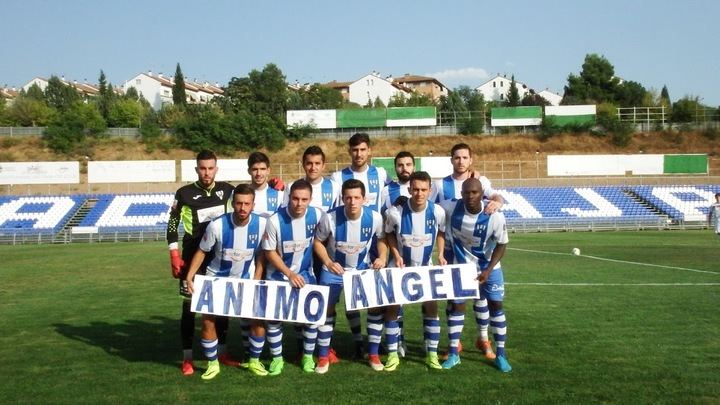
[253,184,284,218]
[385,201,445,266]
[442,199,508,271]
[332,165,388,212]
[199,212,266,279]
[380,180,411,215]
[283,177,340,213]
[262,206,323,281]
[316,206,384,284]
[432,175,494,204]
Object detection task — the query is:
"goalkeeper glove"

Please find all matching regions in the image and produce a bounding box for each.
[169,249,184,279]
[268,177,285,191]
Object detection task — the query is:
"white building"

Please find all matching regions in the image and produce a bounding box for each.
[538,89,563,106]
[475,74,531,103]
[122,72,223,110]
[392,74,449,101]
[347,73,411,106]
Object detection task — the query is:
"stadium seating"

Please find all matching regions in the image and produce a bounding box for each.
[1,185,717,236]
[0,195,85,234]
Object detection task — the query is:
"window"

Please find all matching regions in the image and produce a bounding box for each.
[135,79,141,85]
[500,81,503,87]
[500,93,504,100]
[493,81,496,88]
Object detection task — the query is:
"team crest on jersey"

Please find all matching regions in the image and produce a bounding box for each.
[369,179,378,187]
[268,197,277,205]
[323,193,332,201]
[248,234,258,243]
[361,227,371,238]
[426,219,435,228]
[475,223,487,232]
[216,190,224,200]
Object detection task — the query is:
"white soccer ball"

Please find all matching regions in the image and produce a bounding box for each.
[572,247,581,256]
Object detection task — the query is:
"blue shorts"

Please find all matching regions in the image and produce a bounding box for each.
[448,267,505,304]
[325,283,344,307]
[480,268,505,302]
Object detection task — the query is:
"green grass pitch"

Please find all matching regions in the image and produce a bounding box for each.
[1,230,718,403]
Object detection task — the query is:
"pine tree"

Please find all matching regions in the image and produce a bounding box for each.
[660,85,671,107]
[172,63,187,107]
[507,75,520,107]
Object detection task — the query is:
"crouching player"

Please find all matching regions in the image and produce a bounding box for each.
[260,180,324,375]
[385,171,447,370]
[440,178,511,372]
[185,184,267,380]
[313,179,387,373]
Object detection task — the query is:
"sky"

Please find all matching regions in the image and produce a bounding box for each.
[1,0,719,105]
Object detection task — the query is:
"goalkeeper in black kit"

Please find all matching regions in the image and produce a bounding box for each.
[166,150,237,375]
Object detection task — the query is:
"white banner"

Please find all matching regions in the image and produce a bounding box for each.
[419,156,453,179]
[547,154,664,176]
[88,160,175,183]
[286,110,337,129]
[0,161,79,185]
[180,159,250,182]
[190,276,329,325]
[342,263,480,311]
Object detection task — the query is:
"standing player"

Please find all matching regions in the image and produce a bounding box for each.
[261,179,324,375]
[379,150,416,357]
[313,179,387,374]
[332,132,388,213]
[331,133,389,358]
[433,143,503,361]
[384,171,447,370]
[284,145,340,213]
[380,151,414,214]
[708,192,720,238]
[440,178,511,372]
[185,184,267,379]
[283,145,343,363]
[166,150,237,375]
[248,151,284,218]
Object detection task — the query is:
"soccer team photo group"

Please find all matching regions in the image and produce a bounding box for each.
[171,133,513,379]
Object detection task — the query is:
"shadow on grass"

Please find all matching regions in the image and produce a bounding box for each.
[53,315,178,368]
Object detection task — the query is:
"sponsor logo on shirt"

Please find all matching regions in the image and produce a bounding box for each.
[223,248,254,262]
[282,238,311,254]
[400,234,432,248]
[336,241,366,255]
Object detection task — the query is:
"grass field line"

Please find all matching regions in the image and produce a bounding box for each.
[507,282,720,286]
[508,247,720,275]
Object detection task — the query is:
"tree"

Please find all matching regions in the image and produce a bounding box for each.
[521,92,551,106]
[671,96,704,123]
[506,75,520,107]
[43,102,106,154]
[25,83,45,101]
[615,80,647,107]
[287,83,344,110]
[5,95,55,126]
[562,54,620,104]
[659,85,671,108]
[45,76,80,111]
[172,63,187,107]
[373,96,386,108]
[97,70,115,121]
[124,86,139,101]
[108,98,143,127]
